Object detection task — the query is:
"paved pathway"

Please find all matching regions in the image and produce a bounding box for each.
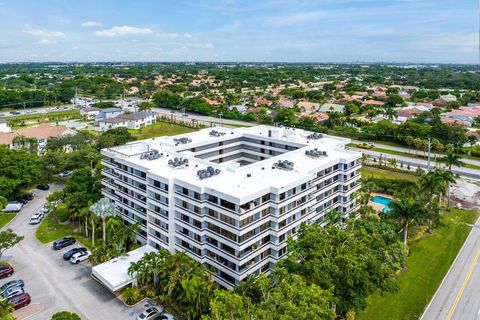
[422,216,480,320]
[1,185,134,320]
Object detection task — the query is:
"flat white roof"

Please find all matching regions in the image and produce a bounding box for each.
[92,245,156,292]
[102,125,361,201]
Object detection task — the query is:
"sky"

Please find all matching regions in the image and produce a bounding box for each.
[0,0,477,63]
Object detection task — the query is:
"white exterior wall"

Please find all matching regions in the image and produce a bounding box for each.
[100,126,361,288]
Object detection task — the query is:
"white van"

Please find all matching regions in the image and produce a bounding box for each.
[3,202,23,213]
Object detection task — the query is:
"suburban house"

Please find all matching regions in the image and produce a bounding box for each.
[298,101,319,113]
[80,107,101,120]
[362,99,385,107]
[0,123,76,153]
[96,108,124,121]
[0,119,11,133]
[441,106,480,127]
[98,117,129,132]
[255,99,273,107]
[228,105,248,114]
[319,103,345,113]
[278,98,295,109]
[97,111,157,131]
[397,105,431,121]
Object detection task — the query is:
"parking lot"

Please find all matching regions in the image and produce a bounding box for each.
[0,185,138,319]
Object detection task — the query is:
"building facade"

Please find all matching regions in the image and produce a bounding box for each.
[101,125,361,288]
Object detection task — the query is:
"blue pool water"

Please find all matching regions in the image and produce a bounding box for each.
[371,196,392,213]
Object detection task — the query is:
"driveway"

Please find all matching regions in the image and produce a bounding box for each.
[0,184,134,320]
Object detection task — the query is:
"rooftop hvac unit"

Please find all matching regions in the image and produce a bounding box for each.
[173,137,192,144]
[209,130,226,137]
[273,159,294,171]
[307,133,323,140]
[197,166,221,179]
[168,157,189,168]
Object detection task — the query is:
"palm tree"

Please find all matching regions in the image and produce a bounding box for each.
[437,169,457,210]
[440,151,465,170]
[388,158,397,168]
[405,136,414,154]
[419,170,444,231]
[390,190,427,244]
[90,198,117,243]
[385,107,398,121]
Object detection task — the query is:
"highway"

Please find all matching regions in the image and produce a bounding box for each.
[422,216,480,320]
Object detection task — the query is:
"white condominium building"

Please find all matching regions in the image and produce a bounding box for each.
[101,125,362,288]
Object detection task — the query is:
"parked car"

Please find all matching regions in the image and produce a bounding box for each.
[0,286,24,300]
[8,293,31,310]
[29,212,44,225]
[0,266,14,279]
[36,184,50,191]
[52,236,76,250]
[41,205,50,213]
[63,247,87,260]
[59,170,73,178]
[137,307,164,320]
[70,250,91,264]
[18,193,34,204]
[0,280,24,294]
[3,202,23,213]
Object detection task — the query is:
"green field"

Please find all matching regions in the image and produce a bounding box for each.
[3,109,80,122]
[130,121,198,140]
[36,204,93,248]
[358,208,479,320]
[360,166,418,182]
[0,213,16,229]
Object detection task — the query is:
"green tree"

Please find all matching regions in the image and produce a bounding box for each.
[89,198,117,243]
[0,299,15,320]
[96,127,133,149]
[0,229,24,259]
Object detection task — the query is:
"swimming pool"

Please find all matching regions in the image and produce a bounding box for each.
[371,195,392,213]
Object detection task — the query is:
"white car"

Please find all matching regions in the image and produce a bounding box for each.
[0,286,24,300]
[70,250,91,264]
[29,212,44,225]
[137,307,164,320]
[41,205,50,214]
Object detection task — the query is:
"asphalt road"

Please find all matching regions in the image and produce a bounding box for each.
[0,185,133,320]
[349,146,480,179]
[153,107,255,127]
[422,216,480,320]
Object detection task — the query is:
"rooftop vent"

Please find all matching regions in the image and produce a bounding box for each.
[307,133,323,140]
[209,130,226,137]
[272,160,294,171]
[305,149,328,158]
[197,166,221,180]
[173,137,192,145]
[168,157,189,168]
[140,150,163,160]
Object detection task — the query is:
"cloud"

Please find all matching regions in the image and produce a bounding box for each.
[36,39,56,45]
[94,25,153,37]
[156,32,179,38]
[81,21,103,28]
[183,33,192,38]
[25,29,65,38]
[187,43,214,49]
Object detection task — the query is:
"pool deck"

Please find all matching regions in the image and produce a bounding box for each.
[368,193,393,212]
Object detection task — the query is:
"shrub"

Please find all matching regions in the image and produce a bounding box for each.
[52,204,70,222]
[123,286,143,305]
[51,311,81,320]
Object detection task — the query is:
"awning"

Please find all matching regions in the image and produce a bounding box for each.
[92,245,156,292]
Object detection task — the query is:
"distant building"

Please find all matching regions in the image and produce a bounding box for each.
[319,103,345,113]
[96,108,124,121]
[255,99,273,107]
[80,107,101,120]
[298,101,320,113]
[362,100,384,107]
[97,112,156,131]
[0,119,11,133]
[0,123,76,154]
[228,105,248,113]
[440,94,457,102]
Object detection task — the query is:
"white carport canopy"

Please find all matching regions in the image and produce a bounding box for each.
[92,245,156,292]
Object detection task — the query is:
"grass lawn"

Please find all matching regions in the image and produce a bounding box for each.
[36,204,93,249]
[360,166,418,182]
[131,121,198,140]
[0,213,16,229]
[4,109,80,122]
[358,208,479,320]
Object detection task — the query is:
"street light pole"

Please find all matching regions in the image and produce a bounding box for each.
[427,135,431,171]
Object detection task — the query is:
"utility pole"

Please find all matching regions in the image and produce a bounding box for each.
[427,135,431,172]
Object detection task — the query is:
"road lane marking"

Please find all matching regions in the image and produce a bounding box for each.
[447,250,480,320]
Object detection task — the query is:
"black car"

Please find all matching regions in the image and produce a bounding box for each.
[17,193,34,204]
[63,247,87,260]
[36,184,50,191]
[52,236,76,250]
